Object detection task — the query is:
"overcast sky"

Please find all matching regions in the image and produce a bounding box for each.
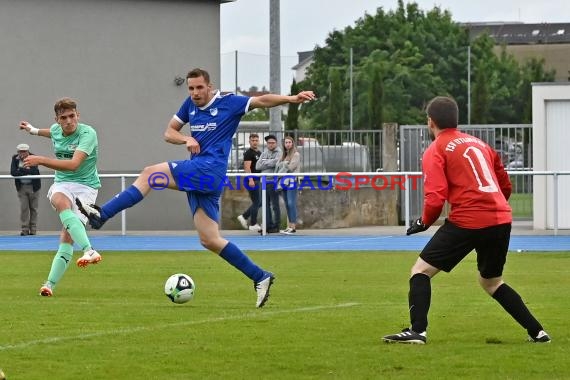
[219,0,569,91]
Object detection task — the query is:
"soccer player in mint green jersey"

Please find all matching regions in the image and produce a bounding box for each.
[19,97,102,297]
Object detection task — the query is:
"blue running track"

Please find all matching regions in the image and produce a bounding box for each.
[0,234,568,252]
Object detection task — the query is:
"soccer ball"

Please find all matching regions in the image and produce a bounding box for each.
[164,273,195,304]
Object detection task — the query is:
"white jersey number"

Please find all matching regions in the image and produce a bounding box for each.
[462,146,499,193]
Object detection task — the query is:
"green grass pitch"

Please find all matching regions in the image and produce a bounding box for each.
[0,250,568,379]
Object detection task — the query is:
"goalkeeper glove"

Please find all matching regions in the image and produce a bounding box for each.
[406,217,428,235]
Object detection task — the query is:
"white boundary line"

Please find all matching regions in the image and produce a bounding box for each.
[0,302,360,352]
[264,236,396,251]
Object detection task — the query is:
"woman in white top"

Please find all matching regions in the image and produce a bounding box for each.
[276,135,301,234]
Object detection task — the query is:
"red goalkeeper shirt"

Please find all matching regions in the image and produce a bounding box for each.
[421,128,512,229]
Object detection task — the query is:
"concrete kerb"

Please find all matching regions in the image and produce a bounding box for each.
[1,221,567,237]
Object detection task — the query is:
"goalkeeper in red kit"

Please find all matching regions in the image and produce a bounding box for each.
[382,96,550,344]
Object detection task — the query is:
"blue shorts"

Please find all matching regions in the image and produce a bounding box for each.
[168,159,225,195]
[168,159,224,222]
[186,192,221,222]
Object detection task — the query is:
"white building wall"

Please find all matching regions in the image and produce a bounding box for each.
[294,59,313,83]
[532,83,570,229]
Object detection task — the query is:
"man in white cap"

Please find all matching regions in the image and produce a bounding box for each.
[10,143,41,235]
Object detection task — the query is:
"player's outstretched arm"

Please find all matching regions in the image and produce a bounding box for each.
[23,150,88,172]
[19,121,51,138]
[249,91,316,110]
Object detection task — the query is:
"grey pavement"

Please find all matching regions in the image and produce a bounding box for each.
[2,221,568,237]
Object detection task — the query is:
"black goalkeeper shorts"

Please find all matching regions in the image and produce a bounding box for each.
[419,219,511,278]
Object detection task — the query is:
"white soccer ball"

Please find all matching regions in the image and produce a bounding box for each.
[164,273,195,304]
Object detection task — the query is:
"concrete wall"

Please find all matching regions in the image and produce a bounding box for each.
[0,0,222,231]
[497,44,570,82]
[222,182,400,230]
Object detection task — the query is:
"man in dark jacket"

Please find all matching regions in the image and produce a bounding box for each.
[11,143,41,235]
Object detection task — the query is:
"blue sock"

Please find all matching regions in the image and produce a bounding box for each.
[100,185,144,221]
[219,242,265,282]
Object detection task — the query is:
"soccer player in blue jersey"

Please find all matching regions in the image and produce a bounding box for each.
[20,97,102,297]
[77,68,316,307]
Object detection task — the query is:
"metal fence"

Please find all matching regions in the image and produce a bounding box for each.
[1,171,566,235]
[227,127,384,173]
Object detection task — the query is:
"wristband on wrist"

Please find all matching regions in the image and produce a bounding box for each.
[28,126,39,135]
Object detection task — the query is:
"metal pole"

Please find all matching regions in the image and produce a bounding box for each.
[269,0,282,135]
[467,45,471,125]
[349,48,354,137]
[121,176,126,236]
[235,50,238,94]
[261,175,267,236]
[553,173,558,236]
[404,174,410,229]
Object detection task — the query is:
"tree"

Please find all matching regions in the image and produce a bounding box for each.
[368,67,384,130]
[471,64,490,124]
[298,1,554,127]
[285,79,300,131]
[518,57,555,123]
[241,108,269,121]
[359,56,384,130]
[469,33,496,124]
[518,57,555,165]
[327,67,344,129]
[300,2,468,127]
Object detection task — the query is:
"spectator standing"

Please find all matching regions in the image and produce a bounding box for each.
[11,143,41,236]
[256,134,281,233]
[237,134,262,232]
[277,136,301,235]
